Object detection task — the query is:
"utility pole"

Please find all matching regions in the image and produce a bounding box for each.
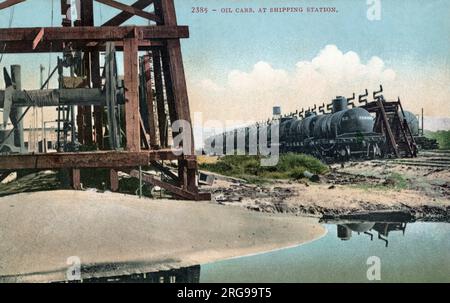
[40,64,46,152]
[421,108,424,136]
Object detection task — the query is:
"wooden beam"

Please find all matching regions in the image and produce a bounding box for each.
[71,168,82,190]
[151,48,168,147]
[0,0,25,10]
[31,27,44,50]
[160,0,178,25]
[140,116,150,150]
[143,54,158,148]
[128,169,197,200]
[102,0,154,26]
[0,171,12,183]
[0,26,189,42]
[123,37,140,152]
[160,0,194,155]
[0,152,150,170]
[109,169,119,192]
[79,1,95,146]
[95,0,160,23]
[376,98,400,157]
[0,40,163,53]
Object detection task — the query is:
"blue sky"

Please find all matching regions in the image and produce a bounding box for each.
[175,0,450,82]
[0,0,449,126]
[1,0,449,83]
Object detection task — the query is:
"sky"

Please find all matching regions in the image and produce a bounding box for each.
[0,0,449,131]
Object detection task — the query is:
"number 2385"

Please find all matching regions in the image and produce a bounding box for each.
[192,7,208,14]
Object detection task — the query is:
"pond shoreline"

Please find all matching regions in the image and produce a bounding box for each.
[0,190,326,283]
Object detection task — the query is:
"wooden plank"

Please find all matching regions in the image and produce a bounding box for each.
[140,116,150,150]
[95,0,160,23]
[150,160,179,182]
[0,40,163,53]
[128,169,197,200]
[0,0,25,10]
[31,27,44,50]
[0,152,149,170]
[0,26,189,42]
[123,37,141,152]
[102,0,154,26]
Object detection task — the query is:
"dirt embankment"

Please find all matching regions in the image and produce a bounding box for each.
[205,154,450,221]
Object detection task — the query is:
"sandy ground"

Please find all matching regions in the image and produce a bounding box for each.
[0,190,325,283]
[210,180,449,217]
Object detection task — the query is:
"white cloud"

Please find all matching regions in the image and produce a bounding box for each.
[188,44,450,128]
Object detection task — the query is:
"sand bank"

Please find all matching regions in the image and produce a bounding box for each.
[0,190,325,282]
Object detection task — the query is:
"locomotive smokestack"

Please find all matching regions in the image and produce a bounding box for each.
[332,96,348,113]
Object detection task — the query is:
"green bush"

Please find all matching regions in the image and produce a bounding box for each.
[200,153,328,183]
[426,130,450,150]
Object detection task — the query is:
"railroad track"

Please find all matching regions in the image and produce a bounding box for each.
[371,150,450,169]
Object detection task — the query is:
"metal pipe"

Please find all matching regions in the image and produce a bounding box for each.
[0,88,124,107]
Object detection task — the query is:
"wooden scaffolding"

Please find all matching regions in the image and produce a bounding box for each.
[0,0,210,200]
[360,87,418,158]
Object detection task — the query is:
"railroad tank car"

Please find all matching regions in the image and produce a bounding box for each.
[402,111,420,136]
[280,97,384,160]
[401,110,439,150]
[204,95,436,160]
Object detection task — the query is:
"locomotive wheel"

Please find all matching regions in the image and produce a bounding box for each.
[338,147,349,162]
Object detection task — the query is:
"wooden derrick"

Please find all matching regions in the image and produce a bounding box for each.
[0,0,210,201]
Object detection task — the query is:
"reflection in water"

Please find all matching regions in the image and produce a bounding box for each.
[82,265,201,283]
[333,220,408,247]
[200,221,450,283]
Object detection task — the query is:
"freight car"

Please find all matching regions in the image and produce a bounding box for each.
[206,96,386,162]
[206,89,439,162]
[278,96,385,160]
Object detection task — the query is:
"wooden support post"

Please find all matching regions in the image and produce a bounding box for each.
[159,0,194,154]
[92,52,104,148]
[178,159,187,188]
[159,0,198,196]
[376,98,400,157]
[80,0,95,146]
[110,169,119,192]
[143,55,158,148]
[71,168,81,190]
[152,49,168,147]
[123,36,140,152]
[186,166,198,193]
